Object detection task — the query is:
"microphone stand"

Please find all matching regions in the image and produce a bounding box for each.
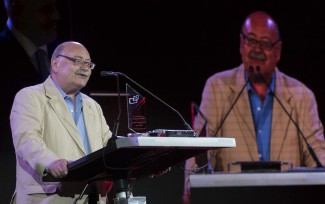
[100,73,131,204]
[101,71,193,131]
[104,73,121,143]
[112,73,121,139]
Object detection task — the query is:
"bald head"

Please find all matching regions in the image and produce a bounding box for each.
[51,41,88,61]
[242,11,281,41]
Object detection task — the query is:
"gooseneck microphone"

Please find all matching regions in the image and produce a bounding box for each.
[255,66,323,168]
[101,71,193,131]
[212,66,254,136]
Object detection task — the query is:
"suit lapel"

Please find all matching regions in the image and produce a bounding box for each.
[44,78,86,154]
[82,97,96,152]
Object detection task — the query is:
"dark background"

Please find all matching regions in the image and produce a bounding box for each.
[1,0,325,203]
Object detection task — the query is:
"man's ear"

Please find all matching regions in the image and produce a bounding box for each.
[51,58,58,73]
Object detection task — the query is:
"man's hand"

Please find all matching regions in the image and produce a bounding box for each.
[47,159,69,178]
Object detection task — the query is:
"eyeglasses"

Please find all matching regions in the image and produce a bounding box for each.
[241,32,281,51]
[57,54,95,70]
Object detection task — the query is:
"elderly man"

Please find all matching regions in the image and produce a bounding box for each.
[10,41,112,204]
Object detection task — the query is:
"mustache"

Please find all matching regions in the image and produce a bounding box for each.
[76,69,91,77]
[249,51,266,61]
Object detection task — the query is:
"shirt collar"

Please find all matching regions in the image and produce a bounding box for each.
[51,77,82,100]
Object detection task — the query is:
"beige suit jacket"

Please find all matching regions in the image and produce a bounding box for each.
[195,64,325,171]
[10,77,112,201]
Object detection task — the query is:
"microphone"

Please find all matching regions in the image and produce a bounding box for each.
[102,72,121,142]
[255,66,323,168]
[212,66,254,136]
[100,71,117,77]
[100,71,193,131]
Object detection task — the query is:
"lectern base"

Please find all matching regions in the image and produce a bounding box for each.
[113,196,146,204]
[112,179,146,204]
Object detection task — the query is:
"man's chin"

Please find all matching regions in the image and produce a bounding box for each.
[75,79,88,89]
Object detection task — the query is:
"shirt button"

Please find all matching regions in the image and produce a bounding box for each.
[257,107,261,111]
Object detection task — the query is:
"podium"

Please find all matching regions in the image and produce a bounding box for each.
[42,136,235,203]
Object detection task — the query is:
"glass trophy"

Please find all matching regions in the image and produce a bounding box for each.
[126,83,147,133]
